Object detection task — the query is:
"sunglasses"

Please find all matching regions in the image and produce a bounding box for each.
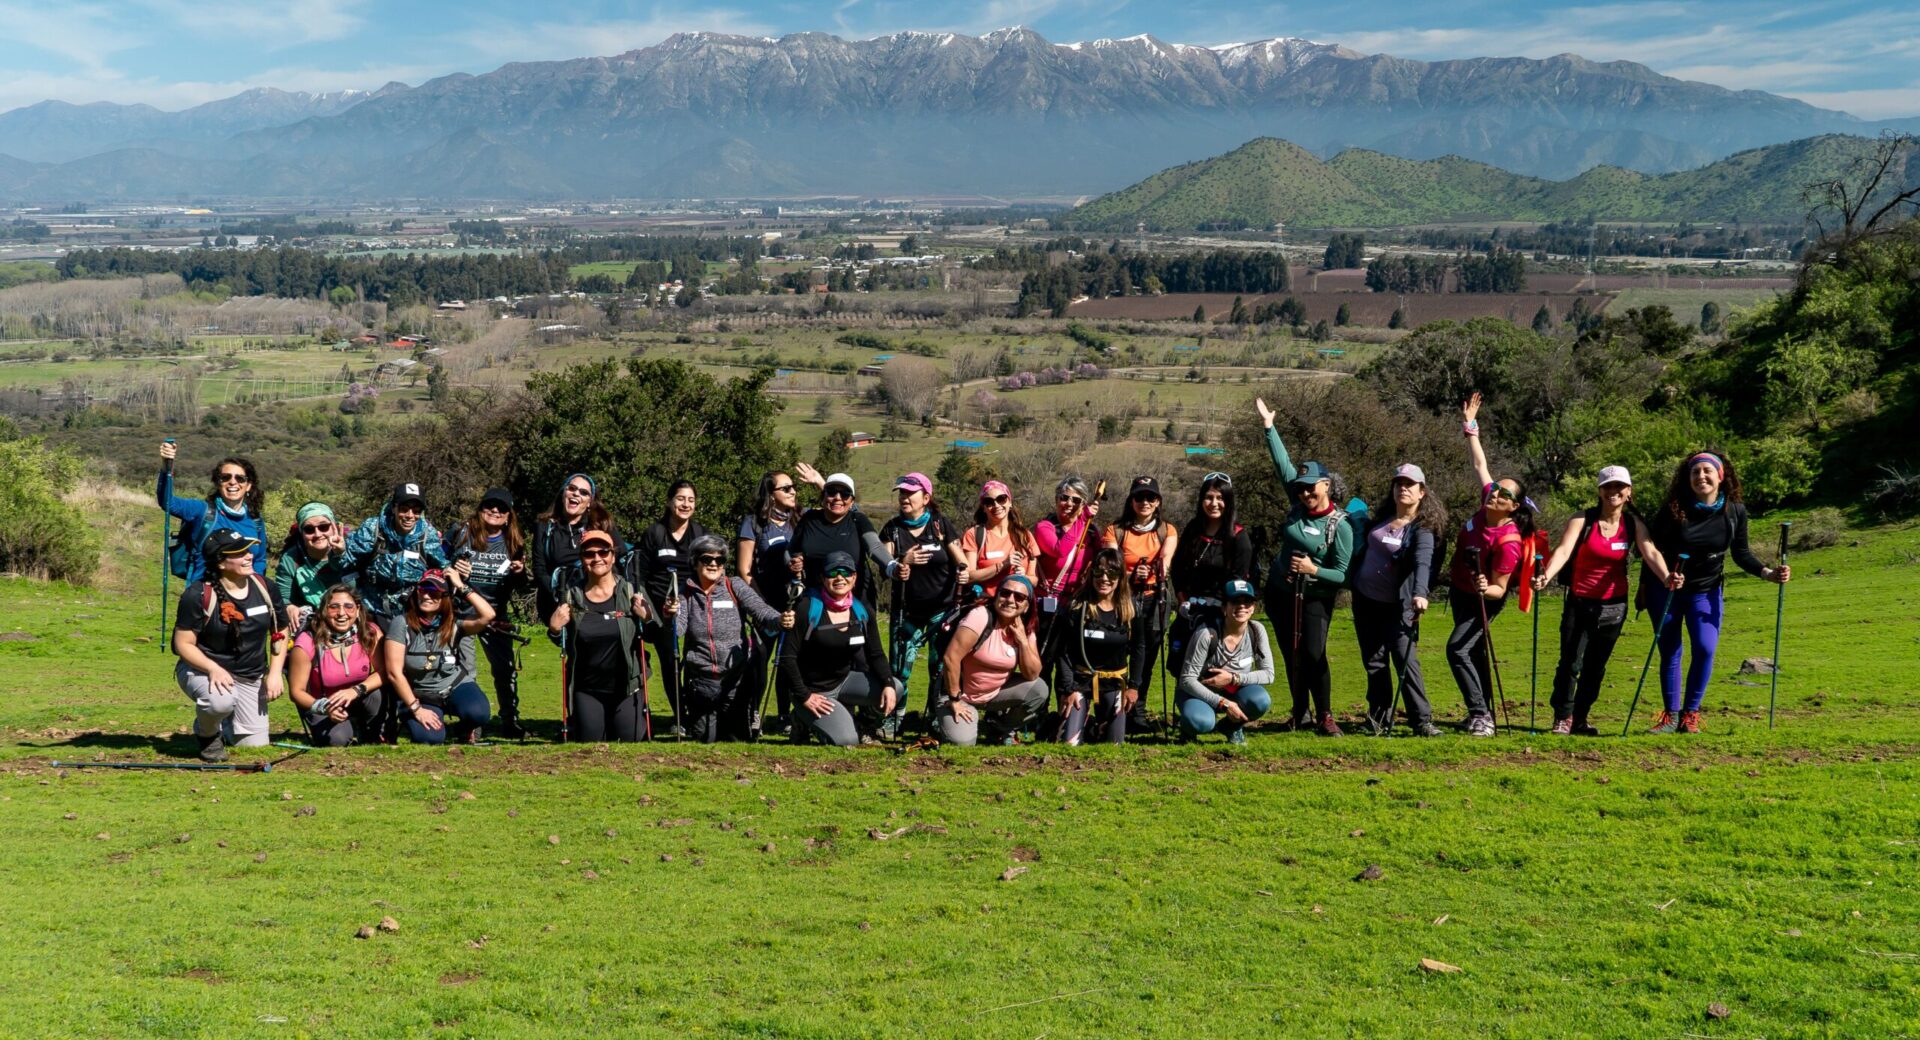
[480,503,509,513]
[216,473,250,484]
[301,522,333,535]
[1057,494,1084,505]
[1227,598,1258,609]
[1487,485,1520,503]
[1131,493,1159,503]
[417,586,446,597]
[324,603,358,612]
[773,483,796,493]
[996,590,1030,604]
[824,488,853,500]
[985,494,1011,506]
[825,567,855,579]
[564,486,591,497]
[580,547,614,559]
[696,555,725,566]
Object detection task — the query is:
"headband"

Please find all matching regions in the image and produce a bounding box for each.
[1688,453,1725,477]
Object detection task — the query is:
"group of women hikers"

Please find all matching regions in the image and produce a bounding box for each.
[159,393,1789,761]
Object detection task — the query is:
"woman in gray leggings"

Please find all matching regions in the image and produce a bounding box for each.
[778,552,897,746]
[937,573,1049,746]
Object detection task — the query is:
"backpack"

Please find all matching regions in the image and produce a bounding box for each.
[802,589,871,641]
[167,526,193,580]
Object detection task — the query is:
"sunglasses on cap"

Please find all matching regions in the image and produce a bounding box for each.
[1203,471,1232,487]
[696,554,725,566]
[824,567,856,579]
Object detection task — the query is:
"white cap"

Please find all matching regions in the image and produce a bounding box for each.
[1597,465,1632,487]
[823,472,856,496]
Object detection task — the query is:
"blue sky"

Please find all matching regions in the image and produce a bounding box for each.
[4,0,1917,118]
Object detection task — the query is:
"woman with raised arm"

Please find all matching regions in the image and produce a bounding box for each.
[937,573,1050,746]
[1349,464,1448,737]
[287,585,384,747]
[778,551,898,746]
[1534,467,1672,735]
[444,487,530,738]
[156,441,268,583]
[1443,392,1537,737]
[1166,472,1252,674]
[272,502,347,631]
[530,473,622,629]
[1640,452,1789,734]
[1055,550,1139,745]
[548,530,652,742]
[383,568,494,745]
[787,465,901,605]
[1176,579,1274,744]
[342,481,448,623]
[634,480,708,736]
[172,529,288,761]
[1256,397,1354,736]
[672,534,789,743]
[1116,476,1178,732]
[956,479,1040,599]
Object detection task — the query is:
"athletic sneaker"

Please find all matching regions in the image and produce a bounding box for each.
[1412,720,1443,738]
[1551,717,1573,735]
[1572,717,1600,736]
[1226,727,1247,746]
[1648,711,1679,734]
[496,717,526,740]
[1318,714,1343,737]
[1465,714,1496,737]
[197,734,228,763]
[877,716,902,742]
[1280,713,1313,732]
[1679,710,1701,734]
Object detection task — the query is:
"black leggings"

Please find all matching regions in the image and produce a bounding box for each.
[1351,593,1430,725]
[645,624,682,723]
[477,627,520,725]
[1267,591,1334,719]
[682,669,753,744]
[1445,588,1507,717]
[1551,596,1627,721]
[573,685,645,742]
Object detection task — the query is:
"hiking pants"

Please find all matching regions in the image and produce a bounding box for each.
[176,662,271,747]
[684,668,753,744]
[1177,685,1272,738]
[886,609,938,727]
[572,685,644,743]
[936,679,1050,747]
[405,681,491,744]
[645,624,683,724]
[1059,672,1130,745]
[477,627,520,727]
[1445,588,1507,718]
[1352,593,1431,726]
[308,689,384,747]
[1650,586,1723,712]
[1269,590,1334,720]
[797,671,894,747]
[1551,596,1628,721]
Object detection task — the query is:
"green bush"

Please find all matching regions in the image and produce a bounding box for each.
[1740,433,1820,512]
[0,438,100,583]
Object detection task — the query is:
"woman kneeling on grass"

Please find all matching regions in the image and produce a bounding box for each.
[385,569,494,744]
[288,585,384,747]
[173,529,288,762]
[1054,550,1139,745]
[1534,466,1672,735]
[1177,579,1273,744]
[1445,392,1538,737]
[939,574,1050,746]
[779,551,897,746]
[1642,451,1790,735]
[673,535,790,743]
[550,529,652,742]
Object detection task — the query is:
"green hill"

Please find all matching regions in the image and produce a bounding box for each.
[1068,134,1911,228]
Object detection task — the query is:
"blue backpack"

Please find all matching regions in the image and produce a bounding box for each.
[803,591,871,640]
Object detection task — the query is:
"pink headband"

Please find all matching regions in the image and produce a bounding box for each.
[1688,452,1724,476]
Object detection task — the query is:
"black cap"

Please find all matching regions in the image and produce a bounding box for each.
[1288,461,1331,487]
[823,551,858,575]
[1129,475,1162,498]
[202,528,260,559]
[391,481,426,509]
[480,486,514,510]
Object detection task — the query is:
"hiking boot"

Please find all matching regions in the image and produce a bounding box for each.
[1679,710,1701,734]
[1412,720,1442,738]
[858,733,881,747]
[1648,711,1679,734]
[1278,713,1313,733]
[495,716,526,740]
[1466,714,1496,737]
[1551,717,1574,735]
[763,715,791,737]
[1571,717,1600,736]
[1318,714,1343,737]
[197,734,228,763]
[464,727,483,745]
[1226,727,1247,746]
[877,715,902,742]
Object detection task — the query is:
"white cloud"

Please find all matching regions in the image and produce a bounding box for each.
[133,0,371,46]
[1785,85,1920,120]
[0,0,141,70]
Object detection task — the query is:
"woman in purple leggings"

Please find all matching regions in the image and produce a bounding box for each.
[1643,451,1791,734]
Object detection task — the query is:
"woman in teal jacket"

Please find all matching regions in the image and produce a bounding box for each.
[273,501,348,630]
[1256,398,1353,736]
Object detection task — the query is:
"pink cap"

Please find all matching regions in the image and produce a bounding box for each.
[893,472,933,496]
[979,480,1011,500]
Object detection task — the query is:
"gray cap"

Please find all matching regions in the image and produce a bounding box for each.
[1393,462,1427,485]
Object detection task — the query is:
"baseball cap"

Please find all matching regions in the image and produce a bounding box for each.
[1597,465,1633,487]
[1392,463,1427,485]
[1129,475,1162,499]
[823,550,858,575]
[201,528,260,559]
[893,472,933,496]
[1288,461,1331,487]
[579,529,615,551]
[823,472,856,496]
[480,486,514,509]
[1223,578,1259,602]
[979,479,1010,500]
[391,481,426,509]
[417,568,449,594]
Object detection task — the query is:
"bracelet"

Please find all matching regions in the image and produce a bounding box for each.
[1462,419,1479,436]
[407,701,424,712]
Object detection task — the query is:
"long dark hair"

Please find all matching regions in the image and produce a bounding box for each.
[1180,473,1237,542]
[207,456,264,517]
[661,479,697,524]
[406,584,458,647]
[1372,482,1450,538]
[463,502,524,559]
[538,475,613,531]
[752,471,791,526]
[305,584,381,656]
[972,498,1035,555]
[1664,449,1743,523]
[1496,477,1538,541]
[1075,548,1134,625]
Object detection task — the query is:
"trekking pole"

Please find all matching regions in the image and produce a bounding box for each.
[667,567,683,742]
[1530,549,1543,734]
[557,625,572,743]
[55,759,272,773]
[1290,568,1306,724]
[1622,554,1688,736]
[159,438,175,650]
[1768,523,1790,730]
[1467,547,1511,733]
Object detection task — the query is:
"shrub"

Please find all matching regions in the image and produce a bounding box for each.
[0,438,100,583]
[1787,507,1845,552]
[1740,433,1819,511]
[1868,463,1920,516]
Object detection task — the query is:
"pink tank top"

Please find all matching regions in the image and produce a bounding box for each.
[1570,516,1630,601]
[294,631,375,697]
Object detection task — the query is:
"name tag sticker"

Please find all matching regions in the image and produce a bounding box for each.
[1001,644,1017,659]
[713,601,735,610]
[986,551,1006,560]
[1381,536,1403,548]
[245,604,269,617]
[765,536,787,547]
[1087,630,1106,640]
[849,635,866,646]
[402,550,420,561]
[1303,526,1321,536]
[1611,542,1628,551]
[657,549,675,557]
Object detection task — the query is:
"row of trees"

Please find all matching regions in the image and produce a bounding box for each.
[56,247,571,306]
[1014,249,1291,317]
[1364,251,1527,293]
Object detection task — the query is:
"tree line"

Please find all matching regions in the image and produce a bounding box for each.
[55,247,572,306]
[1014,248,1291,317]
[1364,251,1527,293]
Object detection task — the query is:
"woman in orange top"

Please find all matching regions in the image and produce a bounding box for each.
[956,480,1040,598]
[1115,475,1178,728]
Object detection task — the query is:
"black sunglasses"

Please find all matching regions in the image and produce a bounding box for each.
[300,522,333,534]
[580,548,613,559]
[1488,485,1520,503]
[216,473,250,484]
[696,555,725,566]
[997,589,1029,604]
[824,488,853,500]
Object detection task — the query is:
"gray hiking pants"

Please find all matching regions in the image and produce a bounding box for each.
[176,661,271,746]
[937,678,1050,747]
[796,671,894,747]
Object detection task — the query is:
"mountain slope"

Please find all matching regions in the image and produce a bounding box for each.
[0,88,395,163]
[1068,134,1917,227]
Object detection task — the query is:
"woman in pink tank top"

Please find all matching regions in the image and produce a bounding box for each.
[288,584,386,746]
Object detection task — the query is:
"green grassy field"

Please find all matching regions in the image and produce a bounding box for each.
[1,488,1917,1037]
